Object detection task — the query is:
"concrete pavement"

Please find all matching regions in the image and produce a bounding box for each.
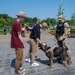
[0,30,75,75]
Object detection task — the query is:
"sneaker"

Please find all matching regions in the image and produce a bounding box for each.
[25,58,31,63]
[32,62,39,66]
[21,72,25,75]
[18,68,26,75]
[15,68,26,75]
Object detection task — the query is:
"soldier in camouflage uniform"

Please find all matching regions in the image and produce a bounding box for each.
[55,15,72,65]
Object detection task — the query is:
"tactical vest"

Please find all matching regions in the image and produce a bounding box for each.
[56,22,65,36]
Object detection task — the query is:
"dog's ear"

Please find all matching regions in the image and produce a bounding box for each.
[38,43,42,47]
[45,42,46,44]
[45,42,47,46]
[39,47,43,50]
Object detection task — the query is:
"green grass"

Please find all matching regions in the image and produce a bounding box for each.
[48,29,55,35]
[70,29,75,32]
[0,29,11,35]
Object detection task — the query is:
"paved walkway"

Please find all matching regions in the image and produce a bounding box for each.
[0,30,75,75]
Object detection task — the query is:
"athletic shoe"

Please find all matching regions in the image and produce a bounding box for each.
[32,62,39,66]
[25,58,31,63]
[18,68,26,75]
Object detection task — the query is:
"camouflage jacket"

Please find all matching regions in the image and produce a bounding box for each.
[55,22,70,41]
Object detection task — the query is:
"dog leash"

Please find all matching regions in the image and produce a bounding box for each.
[41,39,57,46]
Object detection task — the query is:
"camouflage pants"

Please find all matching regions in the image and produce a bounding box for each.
[57,38,72,64]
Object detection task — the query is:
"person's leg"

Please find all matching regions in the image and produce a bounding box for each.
[67,51,72,64]
[30,39,37,63]
[15,48,23,74]
[26,40,32,58]
[4,30,6,35]
[25,39,32,62]
[63,39,72,65]
[26,50,31,58]
[31,39,39,66]
[5,30,6,35]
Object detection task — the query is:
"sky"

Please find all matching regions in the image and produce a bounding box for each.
[0,0,75,20]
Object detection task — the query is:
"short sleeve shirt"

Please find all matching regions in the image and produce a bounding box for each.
[11,20,23,48]
[30,24,40,39]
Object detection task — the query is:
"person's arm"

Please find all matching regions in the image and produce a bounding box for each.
[14,22,24,47]
[32,26,46,46]
[33,27,43,45]
[60,22,69,40]
[36,38,42,44]
[17,32,24,47]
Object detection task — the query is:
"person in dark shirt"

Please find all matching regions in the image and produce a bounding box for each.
[30,21,40,39]
[25,21,47,66]
[3,25,7,35]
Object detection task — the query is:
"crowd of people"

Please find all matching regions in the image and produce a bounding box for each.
[21,21,35,37]
[10,11,72,75]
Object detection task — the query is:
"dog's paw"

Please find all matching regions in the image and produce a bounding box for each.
[63,61,67,67]
[47,64,54,68]
[63,63,67,67]
[67,60,72,65]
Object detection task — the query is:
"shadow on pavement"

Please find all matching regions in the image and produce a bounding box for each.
[11,58,22,68]
[35,57,63,66]
[11,58,15,68]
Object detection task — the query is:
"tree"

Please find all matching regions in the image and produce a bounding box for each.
[70,13,75,26]
[66,20,72,26]
[57,0,64,17]
[71,13,75,20]
[0,17,6,27]
[33,17,39,23]
[0,14,9,21]
[46,18,51,27]
[50,18,57,27]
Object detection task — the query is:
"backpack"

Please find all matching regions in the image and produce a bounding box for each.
[67,28,70,37]
[56,22,65,36]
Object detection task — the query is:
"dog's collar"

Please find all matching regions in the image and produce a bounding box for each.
[43,46,51,52]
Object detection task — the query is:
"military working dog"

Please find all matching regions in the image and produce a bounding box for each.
[39,43,68,67]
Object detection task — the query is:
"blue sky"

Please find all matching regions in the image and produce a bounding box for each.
[0,0,75,20]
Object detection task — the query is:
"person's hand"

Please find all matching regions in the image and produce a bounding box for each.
[54,37,56,41]
[22,43,25,48]
[59,38,62,41]
[29,27,32,30]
